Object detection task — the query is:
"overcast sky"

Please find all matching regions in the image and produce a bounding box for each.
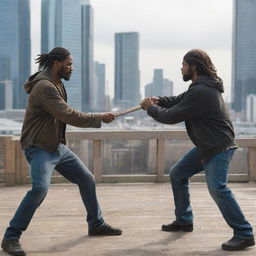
[30,0,233,101]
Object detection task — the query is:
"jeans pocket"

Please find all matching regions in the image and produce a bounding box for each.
[24,146,38,163]
[24,148,31,163]
[227,149,236,162]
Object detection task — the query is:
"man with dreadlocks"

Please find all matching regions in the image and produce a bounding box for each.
[141,49,254,251]
[1,47,121,256]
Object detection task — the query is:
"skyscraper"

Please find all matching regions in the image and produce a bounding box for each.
[232,0,256,113]
[152,69,163,96]
[0,81,13,110]
[163,78,173,97]
[246,94,256,123]
[114,32,140,109]
[41,0,82,110]
[81,1,94,112]
[145,69,173,98]
[0,0,31,109]
[93,61,108,111]
[145,83,154,98]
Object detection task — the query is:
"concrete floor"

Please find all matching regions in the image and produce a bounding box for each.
[0,183,256,256]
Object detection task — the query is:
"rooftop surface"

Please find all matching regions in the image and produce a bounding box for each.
[0,183,256,256]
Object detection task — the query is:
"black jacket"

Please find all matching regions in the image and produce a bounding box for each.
[147,75,237,162]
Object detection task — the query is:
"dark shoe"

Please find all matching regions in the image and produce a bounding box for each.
[89,223,122,236]
[162,220,193,232]
[222,237,255,251]
[1,239,26,256]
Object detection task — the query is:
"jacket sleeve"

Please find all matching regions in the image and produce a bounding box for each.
[34,81,102,128]
[147,88,209,124]
[157,92,186,108]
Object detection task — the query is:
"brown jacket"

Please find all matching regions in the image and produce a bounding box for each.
[20,71,102,152]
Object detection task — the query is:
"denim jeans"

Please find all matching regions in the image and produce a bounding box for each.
[4,144,104,240]
[170,147,253,239]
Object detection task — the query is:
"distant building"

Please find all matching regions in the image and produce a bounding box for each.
[152,69,163,96]
[81,0,94,112]
[232,0,256,113]
[92,61,108,111]
[145,83,154,98]
[0,80,13,110]
[114,32,140,109]
[0,0,31,109]
[41,0,89,110]
[163,78,173,96]
[145,69,173,97]
[246,94,256,123]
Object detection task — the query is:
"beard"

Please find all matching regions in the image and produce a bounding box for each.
[63,73,71,81]
[182,70,192,82]
[60,67,72,81]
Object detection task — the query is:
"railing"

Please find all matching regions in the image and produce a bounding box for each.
[1,130,256,186]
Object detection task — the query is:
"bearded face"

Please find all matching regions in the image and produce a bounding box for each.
[181,59,193,82]
[60,65,72,81]
[59,55,73,81]
[182,67,193,82]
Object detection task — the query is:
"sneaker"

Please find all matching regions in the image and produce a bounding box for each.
[1,239,26,256]
[162,220,193,232]
[222,236,255,251]
[88,223,122,236]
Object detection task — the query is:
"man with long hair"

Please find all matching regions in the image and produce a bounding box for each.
[1,47,121,256]
[141,49,254,251]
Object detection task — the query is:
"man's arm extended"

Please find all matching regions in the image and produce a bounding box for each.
[144,88,208,124]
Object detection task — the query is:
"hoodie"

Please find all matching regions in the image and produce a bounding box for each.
[147,76,238,162]
[20,71,102,152]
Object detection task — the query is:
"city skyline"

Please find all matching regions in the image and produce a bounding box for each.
[31,0,233,102]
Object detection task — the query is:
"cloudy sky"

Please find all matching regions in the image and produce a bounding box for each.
[31,0,233,101]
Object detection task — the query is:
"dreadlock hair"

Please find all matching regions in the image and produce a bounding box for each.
[35,47,71,70]
[183,49,220,80]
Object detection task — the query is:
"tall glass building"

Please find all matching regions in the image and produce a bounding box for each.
[0,0,31,109]
[81,1,94,112]
[232,0,256,112]
[114,32,140,108]
[41,0,82,110]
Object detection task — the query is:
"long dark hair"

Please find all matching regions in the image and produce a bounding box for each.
[35,47,70,70]
[183,49,220,80]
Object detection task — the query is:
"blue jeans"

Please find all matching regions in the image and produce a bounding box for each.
[170,147,253,239]
[4,144,104,240]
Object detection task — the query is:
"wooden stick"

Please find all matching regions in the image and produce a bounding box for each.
[114,105,142,117]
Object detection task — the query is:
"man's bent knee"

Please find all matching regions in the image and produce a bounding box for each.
[29,185,48,199]
[170,165,181,182]
[208,185,230,199]
[77,169,96,185]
